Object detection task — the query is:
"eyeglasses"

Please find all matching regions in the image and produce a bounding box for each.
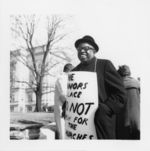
[77,46,95,52]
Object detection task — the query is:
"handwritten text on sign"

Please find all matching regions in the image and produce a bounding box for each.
[65,72,98,139]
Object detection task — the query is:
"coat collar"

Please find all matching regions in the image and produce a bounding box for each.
[80,57,96,66]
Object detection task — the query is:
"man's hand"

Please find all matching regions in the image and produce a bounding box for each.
[62,101,66,118]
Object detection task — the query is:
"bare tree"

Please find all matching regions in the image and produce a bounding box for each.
[11,15,73,112]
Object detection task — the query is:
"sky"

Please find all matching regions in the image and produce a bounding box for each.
[68,1,149,79]
[7,0,150,79]
[0,0,150,151]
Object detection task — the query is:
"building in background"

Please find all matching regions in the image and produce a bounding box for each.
[10,46,70,112]
[10,50,28,112]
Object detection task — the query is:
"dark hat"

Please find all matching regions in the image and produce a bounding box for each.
[118,65,131,77]
[63,63,74,72]
[75,35,99,52]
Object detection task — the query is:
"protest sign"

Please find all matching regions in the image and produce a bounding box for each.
[65,71,98,139]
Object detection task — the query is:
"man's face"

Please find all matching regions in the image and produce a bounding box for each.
[77,43,96,63]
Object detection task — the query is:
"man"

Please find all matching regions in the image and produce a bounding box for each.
[117,65,140,139]
[72,35,127,139]
[54,63,74,139]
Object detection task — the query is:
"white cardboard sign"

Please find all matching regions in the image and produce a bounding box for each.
[65,71,98,139]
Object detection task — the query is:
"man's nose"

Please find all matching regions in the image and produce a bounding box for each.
[80,48,86,52]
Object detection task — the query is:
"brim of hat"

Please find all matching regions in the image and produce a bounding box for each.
[75,39,99,52]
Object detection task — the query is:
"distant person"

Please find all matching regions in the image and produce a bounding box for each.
[117,65,140,139]
[54,63,74,139]
[71,35,127,139]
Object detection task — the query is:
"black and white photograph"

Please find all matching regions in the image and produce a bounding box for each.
[0,0,150,151]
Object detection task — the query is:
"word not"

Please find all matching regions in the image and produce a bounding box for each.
[66,130,94,139]
[66,101,94,116]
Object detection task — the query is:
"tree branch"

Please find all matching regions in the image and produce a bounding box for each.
[42,90,55,95]
[15,80,37,92]
[43,62,60,74]
[50,52,69,61]
[11,52,35,74]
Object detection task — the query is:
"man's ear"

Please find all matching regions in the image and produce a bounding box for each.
[94,49,97,54]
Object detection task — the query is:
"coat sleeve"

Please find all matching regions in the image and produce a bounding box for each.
[54,81,63,139]
[104,60,127,114]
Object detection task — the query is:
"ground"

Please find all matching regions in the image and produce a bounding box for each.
[10,112,56,139]
[10,112,55,124]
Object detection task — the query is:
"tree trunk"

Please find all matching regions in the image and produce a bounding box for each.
[34,90,42,112]
[34,76,43,112]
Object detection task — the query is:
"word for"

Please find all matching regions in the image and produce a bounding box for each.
[66,101,94,116]
[68,122,77,130]
[73,116,88,125]
[66,130,94,139]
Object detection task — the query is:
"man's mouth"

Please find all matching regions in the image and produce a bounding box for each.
[80,53,87,58]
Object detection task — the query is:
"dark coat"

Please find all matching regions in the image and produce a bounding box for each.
[123,77,140,129]
[72,57,127,139]
[116,76,140,139]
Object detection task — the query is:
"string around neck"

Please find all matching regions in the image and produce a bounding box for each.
[94,58,97,72]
